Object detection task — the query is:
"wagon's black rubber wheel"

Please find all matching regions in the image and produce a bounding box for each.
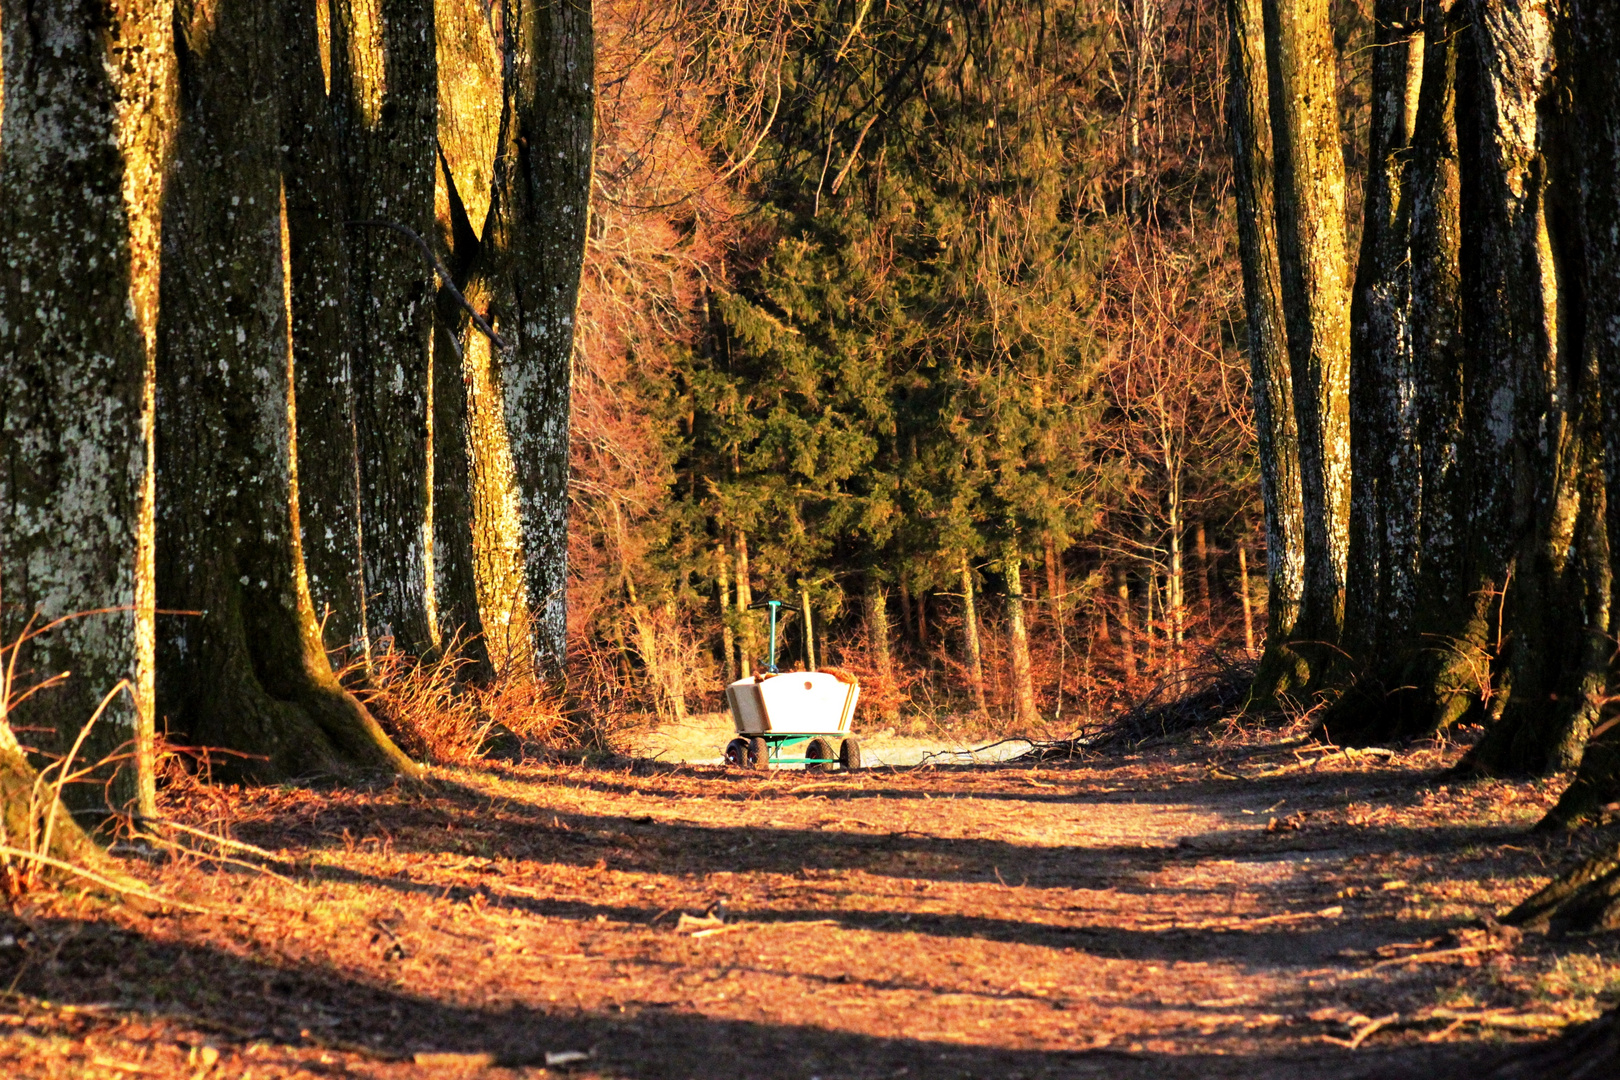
[748,736,770,771]
[724,738,748,768]
[805,737,834,773]
[839,737,862,772]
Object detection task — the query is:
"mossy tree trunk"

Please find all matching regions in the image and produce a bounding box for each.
[1447,0,1613,778]
[156,0,418,783]
[1538,0,1620,827]
[0,0,173,817]
[1261,0,1353,674]
[1225,0,1307,699]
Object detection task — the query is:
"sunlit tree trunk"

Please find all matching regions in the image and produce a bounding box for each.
[960,557,988,718]
[1238,540,1256,654]
[155,0,417,782]
[735,530,754,677]
[1115,565,1137,678]
[477,0,595,683]
[0,0,172,817]
[716,546,736,683]
[1225,0,1306,693]
[800,582,817,670]
[1004,546,1039,726]
[427,0,503,680]
[1262,0,1353,660]
[329,0,440,659]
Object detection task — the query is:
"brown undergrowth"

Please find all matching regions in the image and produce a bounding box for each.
[1,736,1618,1078]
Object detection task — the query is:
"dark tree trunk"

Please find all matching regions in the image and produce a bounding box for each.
[1262,0,1353,666]
[329,0,440,659]
[1343,0,1423,668]
[1320,0,1479,744]
[1225,0,1308,697]
[1536,0,1620,826]
[279,0,369,658]
[156,0,418,783]
[0,0,171,817]
[1448,0,1611,778]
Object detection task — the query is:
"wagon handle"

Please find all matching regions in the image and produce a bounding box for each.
[747,599,785,673]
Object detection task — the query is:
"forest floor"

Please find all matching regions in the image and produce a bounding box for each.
[2,733,1618,1079]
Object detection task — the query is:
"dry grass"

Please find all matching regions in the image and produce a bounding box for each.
[349,637,570,766]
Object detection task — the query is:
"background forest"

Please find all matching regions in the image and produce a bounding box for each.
[571,0,1310,733]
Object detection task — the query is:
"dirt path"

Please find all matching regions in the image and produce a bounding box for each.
[2,739,1615,1078]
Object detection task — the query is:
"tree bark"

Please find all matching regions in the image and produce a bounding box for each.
[960,557,988,718]
[1115,564,1137,678]
[427,0,503,680]
[1448,0,1611,778]
[1343,0,1424,668]
[1318,0,1477,744]
[1528,0,1620,824]
[1225,0,1307,696]
[155,0,418,783]
[1004,546,1039,727]
[1262,0,1353,664]
[864,578,898,721]
[716,545,736,683]
[329,0,441,659]
[279,0,369,660]
[0,0,172,816]
[477,0,595,683]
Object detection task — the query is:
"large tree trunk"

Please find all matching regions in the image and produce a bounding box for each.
[155,0,418,783]
[426,0,503,680]
[1318,0,1478,744]
[1262,0,1353,670]
[476,0,595,684]
[329,0,440,659]
[0,0,172,817]
[1536,0,1620,827]
[279,0,369,660]
[1225,0,1308,698]
[1343,0,1424,669]
[1447,0,1612,778]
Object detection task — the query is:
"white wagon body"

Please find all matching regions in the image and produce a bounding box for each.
[726,671,859,736]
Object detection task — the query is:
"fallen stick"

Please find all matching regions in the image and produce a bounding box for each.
[1141,905,1343,933]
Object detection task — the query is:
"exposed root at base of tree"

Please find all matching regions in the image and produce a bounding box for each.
[1456,1006,1620,1080]
[1503,843,1620,933]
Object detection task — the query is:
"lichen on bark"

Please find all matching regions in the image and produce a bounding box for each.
[0,0,174,816]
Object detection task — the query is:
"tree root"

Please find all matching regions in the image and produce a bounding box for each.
[1503,844,1620,933]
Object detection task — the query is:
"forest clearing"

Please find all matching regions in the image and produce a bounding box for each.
[2,729,1617,1079]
